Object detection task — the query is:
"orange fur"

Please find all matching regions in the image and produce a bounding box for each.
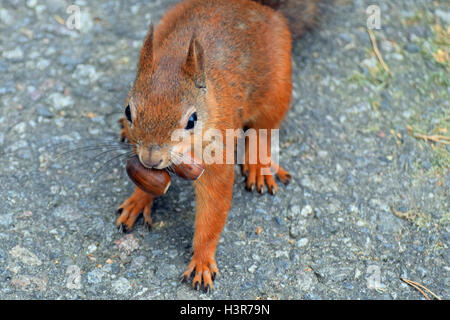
[117,0,318,291]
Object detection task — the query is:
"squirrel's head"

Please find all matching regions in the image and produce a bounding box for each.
[124,25,209,169]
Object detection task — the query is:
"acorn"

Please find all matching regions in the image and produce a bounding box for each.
[126,155,205,196]
[172,159,205,180]
[126,156,171,196]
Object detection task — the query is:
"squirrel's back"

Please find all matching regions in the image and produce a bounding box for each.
[150,0,292,125]
[153,0,291,66]
[151,0,319,90]
[155,0,319,44]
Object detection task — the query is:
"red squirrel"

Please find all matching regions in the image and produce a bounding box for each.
[117,0,319,291]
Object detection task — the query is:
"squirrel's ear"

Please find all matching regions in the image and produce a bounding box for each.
[182,35,205,88]
[138,24,154,73]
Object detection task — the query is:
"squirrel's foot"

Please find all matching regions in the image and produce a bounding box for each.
[180,255,219,292]
[116,188,154,232]
[242,162,291,194]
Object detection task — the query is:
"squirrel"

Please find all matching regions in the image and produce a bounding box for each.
[116,0,319,291]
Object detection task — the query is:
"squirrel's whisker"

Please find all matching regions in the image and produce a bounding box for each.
[55,143,131,159]
[91,151,134,183]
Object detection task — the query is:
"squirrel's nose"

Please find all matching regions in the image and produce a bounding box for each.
[138,147,164,168]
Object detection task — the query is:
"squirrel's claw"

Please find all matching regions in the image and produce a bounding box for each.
[180,274,190,284]
[203,283,211,293]
[144,221,152,231]
[257,183,266,194]
[194,280,200,291]
[117,223,130,234]
[268,184,277,195]
[246,182,255,192]
[275,165,291,184]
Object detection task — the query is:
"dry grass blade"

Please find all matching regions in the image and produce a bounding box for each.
[390,206,414,221]
[400,277,442,300]
[407,125,450,145]
[412,133,450,145]
[367,28,392,76]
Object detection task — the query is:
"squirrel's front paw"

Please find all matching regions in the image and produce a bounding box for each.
[242,162,291,195]
[116,188,154,232]
[181,255,219,292]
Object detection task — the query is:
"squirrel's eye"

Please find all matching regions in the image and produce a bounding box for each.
[125,105,132,123]
[185,112,197,130]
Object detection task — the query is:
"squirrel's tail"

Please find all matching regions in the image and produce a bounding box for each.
[252,0,320,38]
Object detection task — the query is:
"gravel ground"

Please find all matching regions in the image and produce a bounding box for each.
[0,0,448,300]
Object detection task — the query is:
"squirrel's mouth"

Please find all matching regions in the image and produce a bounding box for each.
[137,154,170,170]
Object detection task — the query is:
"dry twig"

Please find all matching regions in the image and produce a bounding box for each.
[401,277,442,300]
[367,28,392,76]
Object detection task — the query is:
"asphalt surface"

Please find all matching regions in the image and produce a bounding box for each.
[0,0,448,299]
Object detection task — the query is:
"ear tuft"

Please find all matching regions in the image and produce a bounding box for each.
[182,35,206,88]
[138,24,154,73]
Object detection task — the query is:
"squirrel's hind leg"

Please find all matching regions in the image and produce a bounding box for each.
[241,127,291,195]
[241,38,293,193]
